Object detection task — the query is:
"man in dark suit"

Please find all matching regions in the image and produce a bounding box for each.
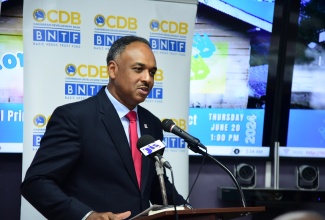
[21,36,189,220]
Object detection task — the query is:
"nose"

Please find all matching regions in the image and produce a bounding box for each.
[141,70,153,83]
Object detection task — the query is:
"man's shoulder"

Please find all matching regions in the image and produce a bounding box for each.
[52,95,100,117]
[61,95,97,108]
[58,87,105,109]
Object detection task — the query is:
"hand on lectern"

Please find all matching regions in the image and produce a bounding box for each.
[183,204,193,210]
[86,211,131,220]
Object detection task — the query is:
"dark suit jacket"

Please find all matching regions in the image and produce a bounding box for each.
[21,87,187,220]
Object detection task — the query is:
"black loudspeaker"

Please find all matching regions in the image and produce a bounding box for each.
[234,163,256,188]
[296,165,319,190]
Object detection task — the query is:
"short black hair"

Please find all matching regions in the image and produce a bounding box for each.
[106,35,151,65]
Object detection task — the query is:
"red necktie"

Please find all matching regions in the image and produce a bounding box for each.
[126,111,142,188]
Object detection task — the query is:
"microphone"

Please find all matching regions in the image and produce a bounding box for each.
[161,119,206,150]
[137,135,171,207]
[136,135,172,169]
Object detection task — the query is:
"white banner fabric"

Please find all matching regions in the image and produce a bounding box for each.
[21,0,197,219]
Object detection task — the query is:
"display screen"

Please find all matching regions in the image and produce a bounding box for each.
[280,0,325,158]
[188,0,276,157]
[0,34,24,153]
[0,1,25,153]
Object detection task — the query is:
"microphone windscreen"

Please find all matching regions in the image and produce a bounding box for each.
[161,119,175,132]
[136,134,156,150]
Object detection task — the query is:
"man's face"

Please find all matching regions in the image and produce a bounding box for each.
[108,42,157,110]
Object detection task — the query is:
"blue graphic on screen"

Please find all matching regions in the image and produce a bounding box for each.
[0,53,24,70]
[287,110,325,147]
[0,104,23,142]
[218,0,274,23]
[189,109,264,146]
[198,0,274,31]
[193,33,215,59]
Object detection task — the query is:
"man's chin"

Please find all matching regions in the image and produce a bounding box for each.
[135,96,147,104]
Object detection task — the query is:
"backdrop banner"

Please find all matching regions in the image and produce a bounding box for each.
[21,0,197,219]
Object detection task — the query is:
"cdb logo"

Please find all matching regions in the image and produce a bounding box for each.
[150,19,188,35]
[33,9,81,25]
[94,14,137,30]
[65,64,108,79]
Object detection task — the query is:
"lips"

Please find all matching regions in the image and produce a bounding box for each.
[139,86,149,91]
[138,86,150,95]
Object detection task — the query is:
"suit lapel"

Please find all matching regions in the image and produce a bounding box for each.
[96,88,139,189]
[137,107,151,193]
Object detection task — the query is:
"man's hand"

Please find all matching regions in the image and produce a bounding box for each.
[87,211,131,220]
[183,204,193,210]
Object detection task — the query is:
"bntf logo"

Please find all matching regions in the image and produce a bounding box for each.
[94,14,137,30]
[33,114,47,128]
[65,63,108,78]
[33,9,81,25]
[149,19,188,34]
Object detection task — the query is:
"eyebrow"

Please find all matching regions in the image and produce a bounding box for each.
[135,62,157,71]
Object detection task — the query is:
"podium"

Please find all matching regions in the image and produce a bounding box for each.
[136,206,265,220]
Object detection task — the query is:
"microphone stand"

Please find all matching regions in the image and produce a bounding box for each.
[153,158,178,219]
[154,159,168,206]
[187,143,247,208]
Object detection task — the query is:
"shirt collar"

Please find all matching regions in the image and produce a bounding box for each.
[105,87,138,119]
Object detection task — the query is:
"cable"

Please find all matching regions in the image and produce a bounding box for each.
[169,168,179,220]
[187,143,247,207]
[185,147,207,203]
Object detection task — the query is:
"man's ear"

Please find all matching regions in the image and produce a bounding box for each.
[107,61,117,79]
